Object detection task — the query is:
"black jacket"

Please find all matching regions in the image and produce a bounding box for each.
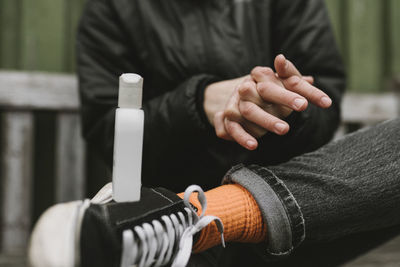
[77,0,346,192]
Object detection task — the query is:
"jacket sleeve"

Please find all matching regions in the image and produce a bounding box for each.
[77,0,218,171]
[250,0,346,165]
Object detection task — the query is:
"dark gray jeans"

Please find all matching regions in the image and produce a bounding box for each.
[189,118,400,267]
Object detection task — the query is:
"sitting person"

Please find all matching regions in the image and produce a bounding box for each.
[29,0,400,266]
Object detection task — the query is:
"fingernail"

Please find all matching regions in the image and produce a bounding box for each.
[275,122,287,133]
[246,140,256,148]
[293,98,307,110]
[320,96,332,107]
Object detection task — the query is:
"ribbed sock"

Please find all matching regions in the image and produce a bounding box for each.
[178,184,267,252]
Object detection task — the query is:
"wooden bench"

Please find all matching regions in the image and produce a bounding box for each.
[0,71,399,265]
[0,71,85,259]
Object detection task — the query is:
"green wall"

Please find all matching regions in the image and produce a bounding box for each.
[1,0,399,92]
[326,0,400,92]
[0,0,85,72]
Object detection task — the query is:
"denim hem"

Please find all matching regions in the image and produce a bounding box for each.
[222,164,305,258]
[247,165,306,247]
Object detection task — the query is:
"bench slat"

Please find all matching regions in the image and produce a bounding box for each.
[341,93,399,123]
[0,71,398,121]
[55,113,86,202]
[1,112,34,253]
[0,72,78,111]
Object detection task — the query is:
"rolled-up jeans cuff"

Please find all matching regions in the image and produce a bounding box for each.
[222,164,305,259]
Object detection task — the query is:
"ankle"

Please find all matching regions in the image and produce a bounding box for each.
[178,184,267,252]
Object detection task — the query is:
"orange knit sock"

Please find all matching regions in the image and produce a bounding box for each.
[178,184,267,252]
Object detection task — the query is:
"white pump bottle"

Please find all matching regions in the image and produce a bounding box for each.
[112,73,144,202]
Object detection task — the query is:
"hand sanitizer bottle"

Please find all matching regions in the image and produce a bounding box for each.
[112,73,144,202]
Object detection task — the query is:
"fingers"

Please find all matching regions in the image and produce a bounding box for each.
[242,122,268,138]
[216,110,264,150]
[217,58,327,149]
[239,100,289,135]
[274,55,329,108]
[214,111,232,141]
[251,66,280,84]
[238,80,265,106]
[223,87,242,121]
[274,54,302,79]
[217,85,260,149]
[224,119,258,150]
[256,81,308,111]
[220,82,270,150]
[303,76,314,84]
[275,55,314,85]
[282,75,332,108]
[254,55,315,86]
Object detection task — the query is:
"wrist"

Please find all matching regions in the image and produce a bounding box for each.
[195,75,221,129]
[203,84,217,126]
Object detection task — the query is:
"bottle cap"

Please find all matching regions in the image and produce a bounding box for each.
[118,73,143,109]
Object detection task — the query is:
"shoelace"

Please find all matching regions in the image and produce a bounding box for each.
[120,185,225,267]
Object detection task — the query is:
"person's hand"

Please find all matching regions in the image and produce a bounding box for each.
[203,76,249,126]
[214,55,332,150]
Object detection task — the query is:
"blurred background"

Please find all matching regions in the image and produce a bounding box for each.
[1,0,399,90]
[0,0,399,266]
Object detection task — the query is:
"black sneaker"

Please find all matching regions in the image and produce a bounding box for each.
[28,184,224,267]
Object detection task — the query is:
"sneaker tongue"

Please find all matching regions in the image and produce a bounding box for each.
[106,187,182,225]
[153,187,182,202]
